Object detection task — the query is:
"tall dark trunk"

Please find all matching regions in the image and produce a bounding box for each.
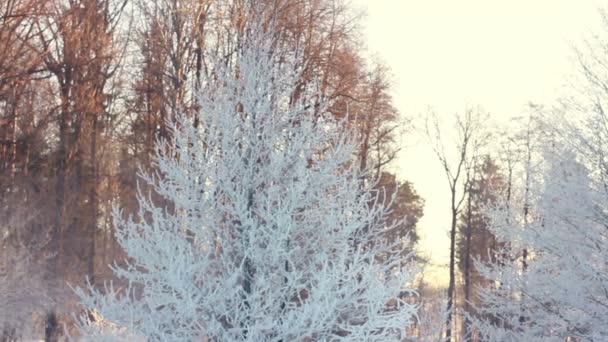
[87,114,98,285]
[519,135,532,325]
[445,188,458,342]
[463,190,473,340]
[241,187,255,339]
[44,311,59,342]
[50,87,70,278]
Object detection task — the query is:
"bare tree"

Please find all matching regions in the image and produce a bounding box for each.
[425,107,488,342]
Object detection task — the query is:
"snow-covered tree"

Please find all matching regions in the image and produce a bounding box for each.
[74,22,417,341]
[471,139,608,341]
[469,11,608,339]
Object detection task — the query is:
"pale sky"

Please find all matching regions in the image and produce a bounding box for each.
[355,0,602,284]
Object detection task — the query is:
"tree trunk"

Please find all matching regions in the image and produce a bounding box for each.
[463,191,473,340]
[44,311,59,342]
[445,188,458,342]
[87,114,98,285]
[50,87,70,278]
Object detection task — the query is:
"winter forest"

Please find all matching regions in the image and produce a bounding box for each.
[1,0,608,341]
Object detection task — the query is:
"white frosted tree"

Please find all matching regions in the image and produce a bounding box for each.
[74,23,417,341]
[470,12,608,338]
[471,140,608,341]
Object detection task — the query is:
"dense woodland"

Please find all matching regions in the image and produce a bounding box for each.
[1,0,608,341]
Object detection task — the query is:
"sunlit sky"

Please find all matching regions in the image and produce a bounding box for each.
[355,0,602,284]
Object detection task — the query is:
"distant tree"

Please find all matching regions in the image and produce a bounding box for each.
[0,0,43,97]
[413,285,450,342]
[376,172,423,253]
[75,24,417,341]
[425,107,488,342]
[354,63,403,177]
[456,156,506,339]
